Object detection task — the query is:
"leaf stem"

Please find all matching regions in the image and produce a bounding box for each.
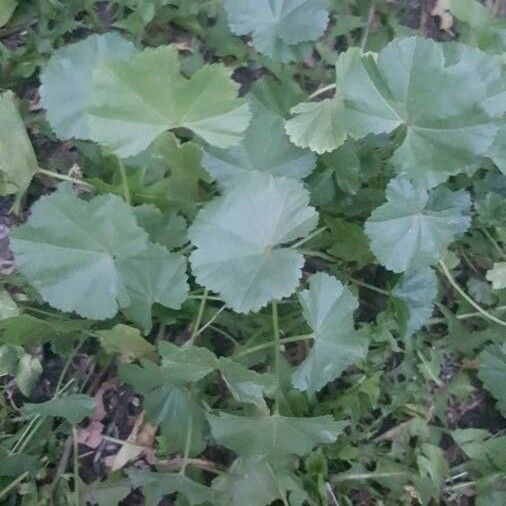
[426,305,506,325]
[347,277,390,296]
[236,334,314,358]
[72,425,79,506]
[189,289,208,345]
[196,305,226,335]
[36,168,93,189]
[481,228,506,259]
[438,260,506,327]
[272,301,281,413]
[179,406,193,476]
[291,226,328,249]
[309,83,336,100]
[0,471,29,500]
[360,0,376,51]
[117,159,131,205]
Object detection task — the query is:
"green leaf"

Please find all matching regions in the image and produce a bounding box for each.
[127,132,205,214]
[486,262,506,290]
[212,457,281,506]
[120,356,209,454]
[203,96,315,187]
[478,343,506,416]
[134,204,187,250]
[80,475,132,506]
[326,217,373,267]
[364,177,471,272]
[24,394,95,424]
[119,243,189,333]
[128,469,215,506]
[40,33,136,139]
[95,324,155,361]
[285,98,347,155]
[0,0,17,28]
[0,91,37,196]
[490,125,506,175]
[10,183,149,320]
[145,385,206,454]
[218,357,276,406]
[208,411,346,459]
[0,344,42,397]
[286,37,503,185]
[292,273,368,393]
[0,289,19,320]
[189,172,318,313]
[224,0,329,62]
[393,267,438,335]
[88,45,251,156]
[158,341,219,383]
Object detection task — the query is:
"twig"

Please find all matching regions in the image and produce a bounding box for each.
[188,289,208,345]
[360,0,376,51]
[0,471,29,500]
[36,168,93,189]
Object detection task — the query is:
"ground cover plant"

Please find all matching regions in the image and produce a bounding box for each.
[0,0,505,504]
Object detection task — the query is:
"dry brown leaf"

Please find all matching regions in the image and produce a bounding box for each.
[110,411,157,471]
[431,0,454,33]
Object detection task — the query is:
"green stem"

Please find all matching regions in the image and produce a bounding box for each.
[481,228,506,259]
[117,159,131,205]
[291,227,328,249]
[196,305,226,335]
[333,471,408,483]
[309,83,336,100]
[54,335,87,394]
[236,334,313,358]
[347,277,390,296]
[0,471,29,500]
[438,260,506,327]
[427,305,506,325]
[36,168,93,188]
[72,426,79,506]
[188,289,208,345]
[272,302,281,413]
[360,0,376,51]
[179,408,193,476]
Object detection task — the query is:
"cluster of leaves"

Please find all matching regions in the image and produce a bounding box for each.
[1,0,506,505]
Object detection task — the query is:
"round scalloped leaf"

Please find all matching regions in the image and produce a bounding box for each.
[364,178,471,273]
[88,46,251,157]
[189,173,318,313]
[286,37,503,186]
[224,0,329,62]
[292,273,368,393]
[10,183,148,320]
[0,91,37,196]
[203,97,316,186]
[40,33,136,139]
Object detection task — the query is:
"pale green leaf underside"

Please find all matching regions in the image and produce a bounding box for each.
[292,273,368,393]
[40,32,135,139]
[286,37,503,185]
[364,178,471,273]
[478,344,506,415]
[88,45,251,156]
[10,184,148,320]
[393,267,438,335]
[208,411,346,459]
[189,172,318,313]
[0,91,37,196]
[203,96,316,187]
[224,0,329,62]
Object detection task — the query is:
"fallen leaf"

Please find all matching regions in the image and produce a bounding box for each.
[110,411,157,471]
